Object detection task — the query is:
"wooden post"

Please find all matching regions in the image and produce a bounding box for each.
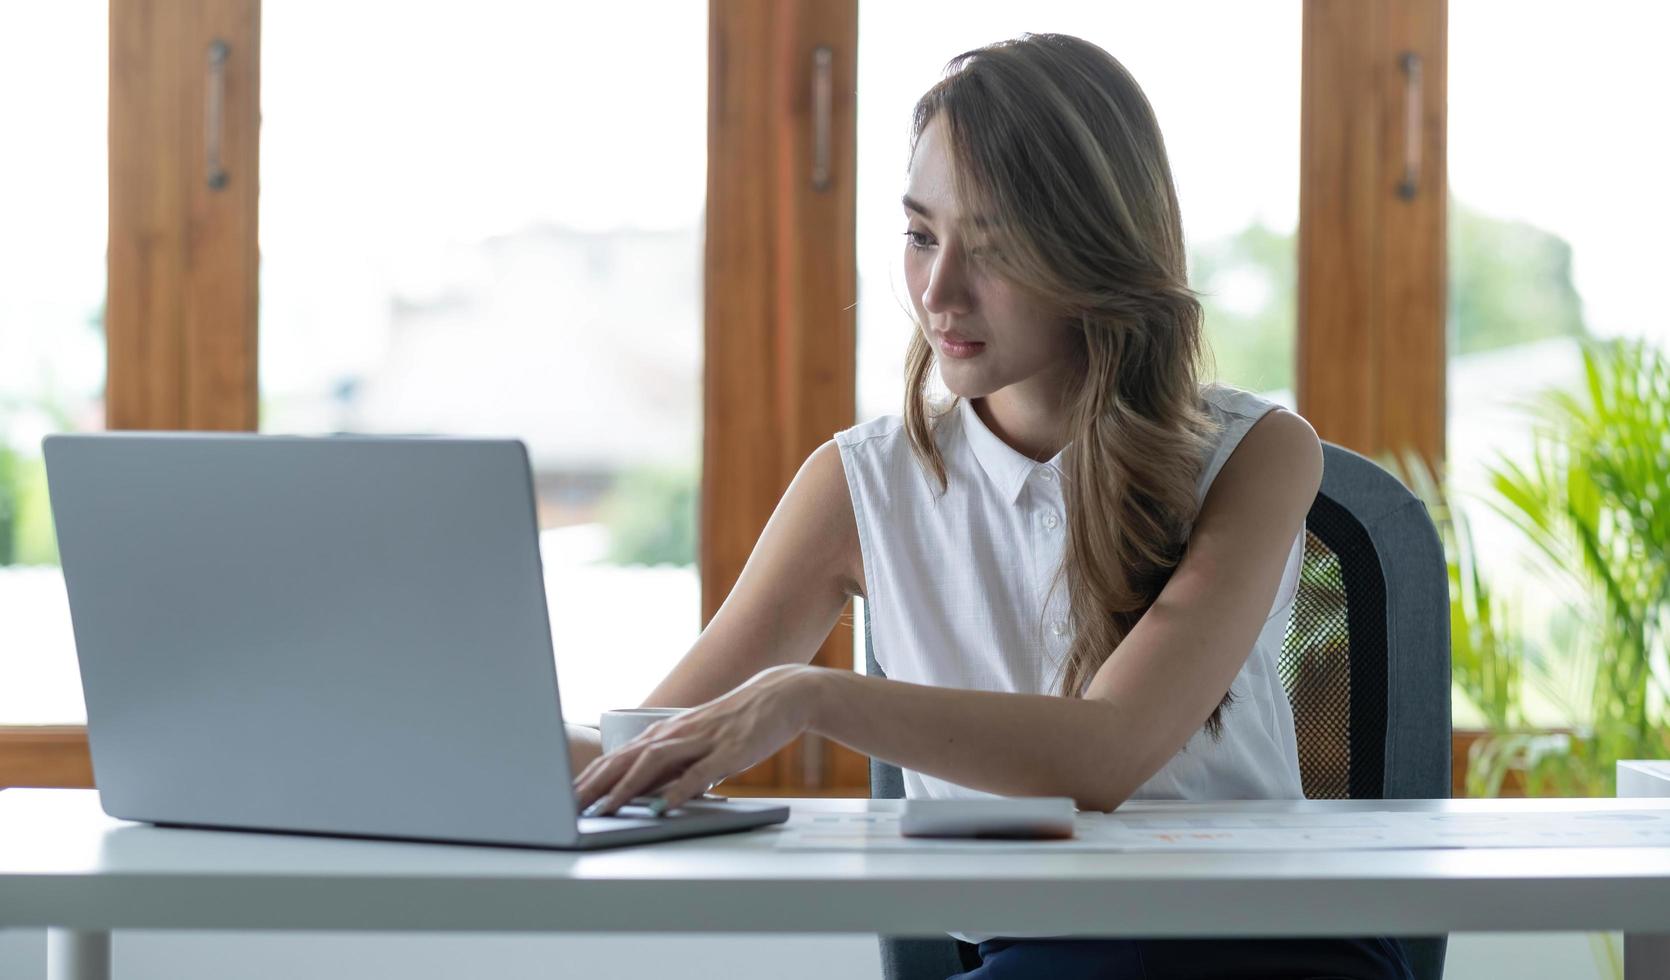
[703,0,861,794]
[1298,0,1447,467]
[108,0,260,432]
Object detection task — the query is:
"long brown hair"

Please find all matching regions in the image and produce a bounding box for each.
[903,34,1234,738]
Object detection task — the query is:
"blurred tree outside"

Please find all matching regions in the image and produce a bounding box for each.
[0,449,60,568]
[10,455,58,565]
[0,302,99,569]
[0,400,66,568]
[1449,202,1588,354]
[601,464,697,567]
[1193,220,1296,393]
[0,445,17,565]
[1189,197,1589,393]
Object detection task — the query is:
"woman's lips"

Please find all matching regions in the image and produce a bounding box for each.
[937,333,986,359]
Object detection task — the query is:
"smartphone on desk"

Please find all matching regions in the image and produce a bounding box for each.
[900,797,1077,839]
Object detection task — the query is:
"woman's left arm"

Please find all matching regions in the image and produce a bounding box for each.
[575,409,1321,815]
[806,408,1324,811]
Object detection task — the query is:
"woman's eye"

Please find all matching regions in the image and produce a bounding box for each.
[903,230,934,251]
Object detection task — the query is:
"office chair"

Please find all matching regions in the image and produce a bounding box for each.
[869,442,1453,980]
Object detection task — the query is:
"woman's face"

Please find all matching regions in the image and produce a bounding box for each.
[902,118,1077,402]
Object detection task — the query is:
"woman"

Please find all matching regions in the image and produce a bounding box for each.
[571,33,1412,979]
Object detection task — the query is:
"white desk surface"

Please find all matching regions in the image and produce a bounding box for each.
[4,789,1670,938]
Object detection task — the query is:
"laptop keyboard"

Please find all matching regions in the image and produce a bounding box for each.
[579,815,662,830]
[579,798,700,829]
[577,795,750,833]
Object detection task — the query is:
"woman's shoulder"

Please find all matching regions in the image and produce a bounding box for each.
[834,403,962,457]
[1198,381,1286,423]
[834,406,969,501]
[834,412,909,450]
[1193,383,1313,504]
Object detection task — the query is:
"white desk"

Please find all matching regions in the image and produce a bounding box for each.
[4,789,1670,980]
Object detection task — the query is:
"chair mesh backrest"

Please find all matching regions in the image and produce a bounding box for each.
[1278,493,1391,800]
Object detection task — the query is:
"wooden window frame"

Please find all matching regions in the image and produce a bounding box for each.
[4,0,1452,796]
[702,0,863,796]
[1298,0,1448,465]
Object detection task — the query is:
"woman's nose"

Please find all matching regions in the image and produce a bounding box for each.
[921,246,971,315]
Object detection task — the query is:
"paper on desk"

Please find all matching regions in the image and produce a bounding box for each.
[772,808,1670,852]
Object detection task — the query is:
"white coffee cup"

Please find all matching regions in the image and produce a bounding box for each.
[599,707,688,755]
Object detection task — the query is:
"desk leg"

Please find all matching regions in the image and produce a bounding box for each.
[1626,933,1670,979]
[46,929,110,980]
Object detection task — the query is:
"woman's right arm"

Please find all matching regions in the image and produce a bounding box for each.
[566,439,862,770]
[645,438,863,704]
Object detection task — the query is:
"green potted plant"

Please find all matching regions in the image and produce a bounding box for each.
[1482,338,1670,796]
[1396,338,1670,799]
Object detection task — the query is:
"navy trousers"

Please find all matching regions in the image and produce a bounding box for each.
[947,935,1414,980]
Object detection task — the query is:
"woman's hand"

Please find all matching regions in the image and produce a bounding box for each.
[573,664,823,817]
[565,722,604,775]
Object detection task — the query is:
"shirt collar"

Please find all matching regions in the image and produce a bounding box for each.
[957,397,1066,506]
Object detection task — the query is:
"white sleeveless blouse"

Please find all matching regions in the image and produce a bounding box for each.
[834,384,1306,945]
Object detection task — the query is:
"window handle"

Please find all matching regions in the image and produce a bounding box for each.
[811,45,833,192]
[206,39,230,191]
[1396,51,1422,201]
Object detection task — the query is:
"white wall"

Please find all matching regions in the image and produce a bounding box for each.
[0,930,1620,979]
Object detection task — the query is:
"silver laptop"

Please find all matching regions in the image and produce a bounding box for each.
[43,432,789,850]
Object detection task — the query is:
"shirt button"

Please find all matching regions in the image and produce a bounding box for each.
[1039,468,1054,481]
[1043,512,1059,530]
[1050,621,1067,637]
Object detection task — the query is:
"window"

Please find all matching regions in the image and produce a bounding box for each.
[4,0,1459,797]
[1445,2,1670,728]
[259,2,707,725]
[0,4,107,725]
